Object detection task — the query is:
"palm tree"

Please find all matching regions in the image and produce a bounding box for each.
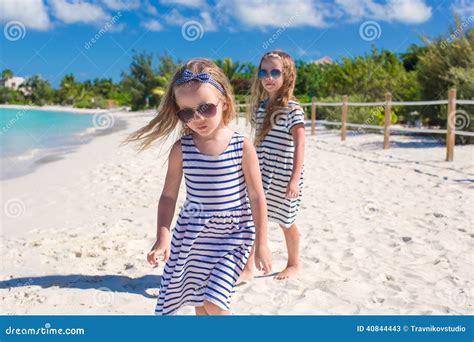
[59,74,79,104]
[2,68,13,80]
[152,53,178,98]
[151,74,170,98]
[93,78,114,97]
[20,75,53,105]
[215,58,245,80]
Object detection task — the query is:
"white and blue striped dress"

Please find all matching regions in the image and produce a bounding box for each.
[254,99,305,228]
[154,131,255,315]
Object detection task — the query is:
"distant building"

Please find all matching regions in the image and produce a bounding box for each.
[312,56,335,65]
[0,76,25,90]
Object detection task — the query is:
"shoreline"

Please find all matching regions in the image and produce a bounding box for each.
[0,107,134,180]
[0,104,128,114]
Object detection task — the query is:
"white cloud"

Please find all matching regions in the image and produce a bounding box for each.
[200,11,217,31]
[0,0,51,30]
[102,0,140,10]
[451,0,474,17]
[335,0,431,24]
[334,0,385,22]
[159,0,206,8]
[0,0,434,33]
[49,0,108,25]
[135,0,433,32]
[105,17,126,32]
[141,19,163,31]
[164,8,216,31]
[163,8,187,25]
[216,0,329,29]
[144,0,159,15]
[387,0,432,24]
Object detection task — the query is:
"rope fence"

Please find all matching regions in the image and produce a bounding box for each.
[236,88,473,161]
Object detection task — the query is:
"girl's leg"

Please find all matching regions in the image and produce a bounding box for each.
[275,223,300,280]
[203,300,230,315]
[237,244,255,284]
[195,306,208,315]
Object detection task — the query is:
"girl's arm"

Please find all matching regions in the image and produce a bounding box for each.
[242,137,272,273]
[290,124,305,181]
[147,140,183,266]
[286,111,305,199]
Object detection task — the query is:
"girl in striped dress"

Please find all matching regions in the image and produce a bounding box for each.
[241,50,305,281]
[125,59,272,315]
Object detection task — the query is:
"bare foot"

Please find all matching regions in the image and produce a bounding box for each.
[236,269,254,285]
[275,264,299,280]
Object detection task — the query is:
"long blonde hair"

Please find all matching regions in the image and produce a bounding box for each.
[247,50,297,146]
[124,58,236,151]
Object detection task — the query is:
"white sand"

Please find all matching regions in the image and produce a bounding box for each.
[1,110,472,315]
[0,104,126,114]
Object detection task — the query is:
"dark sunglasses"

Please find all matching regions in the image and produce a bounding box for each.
[257,68,282,79]
[176,101,219,123]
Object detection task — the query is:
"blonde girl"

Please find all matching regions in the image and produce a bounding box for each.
[241,50,305,281]
[126,58,272,315]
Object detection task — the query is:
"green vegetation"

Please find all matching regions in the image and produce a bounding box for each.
[1,16,472,133]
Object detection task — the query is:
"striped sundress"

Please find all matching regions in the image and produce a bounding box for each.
[254,99,305,228]
[154,131,255,315]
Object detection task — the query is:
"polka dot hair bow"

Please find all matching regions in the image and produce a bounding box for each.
[175,69,225,94]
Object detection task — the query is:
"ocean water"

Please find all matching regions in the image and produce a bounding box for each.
[0,108,100,180]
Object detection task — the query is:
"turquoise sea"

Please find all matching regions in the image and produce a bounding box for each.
[0,108,99,180]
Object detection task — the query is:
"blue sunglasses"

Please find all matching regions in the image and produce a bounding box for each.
[257,68,282,79]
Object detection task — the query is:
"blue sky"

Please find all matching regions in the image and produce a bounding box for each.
[0,0,472,87]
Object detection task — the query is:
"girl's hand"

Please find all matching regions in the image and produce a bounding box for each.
[255,243,272,274]
[286,177,300,199]
[147,238,170,266]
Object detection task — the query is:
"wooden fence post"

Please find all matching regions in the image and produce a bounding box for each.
[311,96,316,135]
[341,95,348,141]
[245,105,253,127]
[383,92,392,149]
[446,88,456,161]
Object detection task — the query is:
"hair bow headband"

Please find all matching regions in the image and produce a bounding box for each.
[175,69,225,94]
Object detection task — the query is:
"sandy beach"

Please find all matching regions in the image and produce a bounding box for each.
[0,104,122,114]
[1,108,472,315]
